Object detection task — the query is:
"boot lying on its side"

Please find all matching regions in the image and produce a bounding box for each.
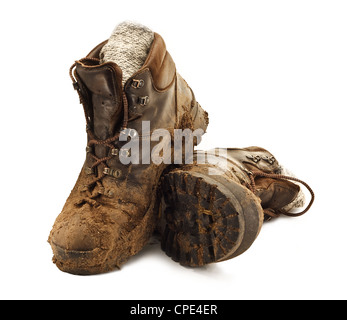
[158,147,314,267]
[48,22,208,275]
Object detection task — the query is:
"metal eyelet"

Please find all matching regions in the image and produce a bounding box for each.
[103,167,122,179]
[111,148,119,156]
[246,155,261,163]
[128,129,138,138]
[131,79,145,89]
[113,170,122,178]
[138,96,149,106]
[262,156,276,165]
[120,148,131,157]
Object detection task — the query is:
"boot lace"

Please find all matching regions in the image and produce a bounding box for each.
[243,169,315,220]
[69,60,129,188]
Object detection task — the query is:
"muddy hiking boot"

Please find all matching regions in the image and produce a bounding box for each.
[158,147,314,267]
[48,22,208,275]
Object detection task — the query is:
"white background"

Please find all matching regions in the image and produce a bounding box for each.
[1,0,346,300]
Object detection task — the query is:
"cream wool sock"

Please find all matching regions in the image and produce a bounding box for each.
[100,21,154,86]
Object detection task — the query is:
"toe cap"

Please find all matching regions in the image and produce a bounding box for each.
[49,214,99,251]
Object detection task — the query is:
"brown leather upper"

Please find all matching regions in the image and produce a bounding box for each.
[226,147,300,213]
[136,33,176,90]
[199,147,301,216]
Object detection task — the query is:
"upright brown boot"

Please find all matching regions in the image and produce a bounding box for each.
[158,147,314,267]
[48,22,208,275]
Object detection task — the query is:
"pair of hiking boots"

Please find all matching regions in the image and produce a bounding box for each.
[48,22,314,275]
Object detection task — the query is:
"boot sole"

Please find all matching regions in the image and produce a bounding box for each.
[159,170,263,267]
[50,242,108,275]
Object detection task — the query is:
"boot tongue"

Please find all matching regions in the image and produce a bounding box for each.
[75,61,123,141]
[76,22,154,157]
[255,177,300,211]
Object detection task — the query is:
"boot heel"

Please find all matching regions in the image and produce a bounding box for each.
[159,170,263,267]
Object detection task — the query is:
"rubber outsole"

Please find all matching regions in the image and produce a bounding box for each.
[159,170,263,267]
